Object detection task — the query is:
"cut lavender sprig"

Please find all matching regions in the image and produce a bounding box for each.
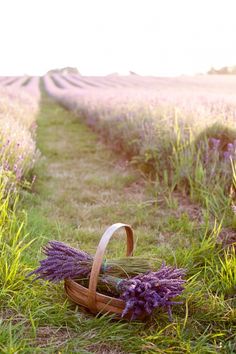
[118,264,186,320]
[28,241,93,282]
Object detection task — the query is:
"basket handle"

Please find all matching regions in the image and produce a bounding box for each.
[87,223,134,313]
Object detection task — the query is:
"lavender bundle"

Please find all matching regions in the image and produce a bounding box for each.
[118,265,186,320]
[28,241,93,282]
[28,241,152,281]
[28,241,186,320]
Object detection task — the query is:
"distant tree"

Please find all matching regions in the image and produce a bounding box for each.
[208,65,236,75]
[47,67,80,75]
[207,67,217,75]
[218,66,229,74]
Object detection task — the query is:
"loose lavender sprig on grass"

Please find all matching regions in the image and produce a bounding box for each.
[117,264,186,320]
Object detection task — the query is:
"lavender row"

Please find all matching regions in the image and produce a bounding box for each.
[0,79,40,186]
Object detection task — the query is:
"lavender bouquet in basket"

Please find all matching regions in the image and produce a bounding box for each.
[28,241,186,320]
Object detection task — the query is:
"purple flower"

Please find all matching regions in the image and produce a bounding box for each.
[209,138,220,150]
[3,162,10,171]
[227,143,234,154]
[223,151,232,161]
[28,241,93,282]
[118,264,186,320]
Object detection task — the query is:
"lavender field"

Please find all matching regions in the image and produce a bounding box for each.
[43,74,236,203]
[0,74,235,353]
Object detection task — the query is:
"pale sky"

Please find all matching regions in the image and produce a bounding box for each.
[0,0,236,76]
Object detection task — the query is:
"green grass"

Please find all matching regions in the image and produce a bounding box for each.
[1,92,235,353]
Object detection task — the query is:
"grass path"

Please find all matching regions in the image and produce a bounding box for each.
[26,94,165,255]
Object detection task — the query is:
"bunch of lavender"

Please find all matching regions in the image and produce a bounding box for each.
[28,241,151,282]
[117,264,186,320]
[28,241,93,282]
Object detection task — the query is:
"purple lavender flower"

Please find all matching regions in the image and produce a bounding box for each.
[223,142,236,161]
[209,138,220,150]
[28,241,93,282]
[3,162,10,171]
[227,143,234,154]
[118,264,186,320]
[223,150,232,161]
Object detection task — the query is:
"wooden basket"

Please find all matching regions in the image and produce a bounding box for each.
[64,223,135,319]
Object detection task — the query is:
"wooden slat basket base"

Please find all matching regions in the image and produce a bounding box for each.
[64,223,137,320]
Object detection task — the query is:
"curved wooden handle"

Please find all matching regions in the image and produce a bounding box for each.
[87,223,134,313]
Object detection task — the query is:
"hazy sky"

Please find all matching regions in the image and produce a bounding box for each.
[0,0,236,76]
